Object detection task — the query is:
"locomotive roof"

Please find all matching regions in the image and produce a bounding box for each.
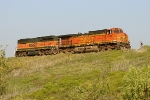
[18,38,40,44]
[37,35,57,39]
[37,35,58,41]
[37,35,56,38]
[17,28,116,44]
[89,29,107,34]
[57,34,77,38]
[18,35,58,44]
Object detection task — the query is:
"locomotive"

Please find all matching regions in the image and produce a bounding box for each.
[15,28,131,57]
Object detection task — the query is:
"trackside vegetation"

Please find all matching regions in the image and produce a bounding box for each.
[0,46,150,100]
[0,47,7,98]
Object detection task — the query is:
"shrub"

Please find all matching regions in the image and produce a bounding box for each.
[122,66,150,100]
[0,47,7,96]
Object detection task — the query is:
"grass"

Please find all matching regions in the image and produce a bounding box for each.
[1,45,150,100]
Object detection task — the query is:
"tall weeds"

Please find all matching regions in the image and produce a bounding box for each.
[1,45,150,99]
[122,66,150,100]
[0,47,7,98]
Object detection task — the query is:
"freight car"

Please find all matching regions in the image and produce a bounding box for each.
[15,28,131,57]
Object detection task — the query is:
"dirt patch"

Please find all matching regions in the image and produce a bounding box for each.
[136,47,147,53]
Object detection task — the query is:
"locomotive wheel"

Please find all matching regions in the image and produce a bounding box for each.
[22,52,26,57]
[62,50,67,53]
[53,50,58,55]
[107,47,112,51]
[106,45,112,51]
[39,51,42,56]
[16,52,20,57]
[18,52,21,57]
[101,48,105,52]
[101,46,106,52]
[120,46,125,50]
[49,49,53,55]
[42,50,45,55]
[39,50,45,56]
[115,45,120,50]
[45,50,49,55]
[127,44,131,50]
[20,52,24,57]
[71,48,75,54]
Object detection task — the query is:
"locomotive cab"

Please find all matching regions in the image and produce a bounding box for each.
[111,28,129,43]
[110,28,130,49]
[106,30,112,34]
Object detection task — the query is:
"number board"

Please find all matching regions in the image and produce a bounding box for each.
[29,43,36,47]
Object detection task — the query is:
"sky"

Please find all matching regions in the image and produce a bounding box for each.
[0,0,150,57]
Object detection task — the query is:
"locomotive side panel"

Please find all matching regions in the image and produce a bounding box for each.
[15,36,59,57]
[79,35,93,45]
[92,34,105,44]
[70,36,80,46]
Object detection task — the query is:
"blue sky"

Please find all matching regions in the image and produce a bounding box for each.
[0,0,150,57]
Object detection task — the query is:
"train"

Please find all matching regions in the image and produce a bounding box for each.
[15,28,131,57]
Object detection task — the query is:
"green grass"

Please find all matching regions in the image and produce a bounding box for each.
[1,46,150,100]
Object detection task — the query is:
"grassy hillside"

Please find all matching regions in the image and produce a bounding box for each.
[1,46,150,100]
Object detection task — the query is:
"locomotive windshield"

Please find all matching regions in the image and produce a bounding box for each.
[113,29,119,34]
[120,29,123,33]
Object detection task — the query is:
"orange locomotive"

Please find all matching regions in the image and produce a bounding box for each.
[15,28,131,57]
[16,36,59,57]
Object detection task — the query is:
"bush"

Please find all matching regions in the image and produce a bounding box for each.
[0,47,7,96]
[122,66,150,100]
